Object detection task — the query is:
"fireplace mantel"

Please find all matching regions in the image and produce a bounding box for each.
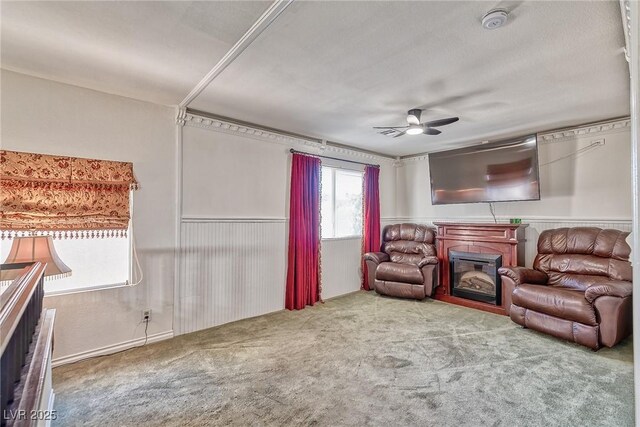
[434,222,527,315]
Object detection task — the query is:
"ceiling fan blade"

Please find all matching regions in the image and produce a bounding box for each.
[373,125,409,129]
[423,127,442,136]
[424,117,459,128]
[393,130,407,138]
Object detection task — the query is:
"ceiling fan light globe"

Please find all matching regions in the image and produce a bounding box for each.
[406,125,424,135]
[407,115,420,125]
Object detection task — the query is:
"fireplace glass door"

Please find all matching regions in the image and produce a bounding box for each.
[449,251,502,305]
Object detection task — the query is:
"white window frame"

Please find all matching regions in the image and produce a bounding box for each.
[321,166,363,240]
[43,191,136,296]
[43,228,133,296]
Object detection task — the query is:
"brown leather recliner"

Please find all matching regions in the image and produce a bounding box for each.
[499,227,632,350]
[364,223,439,300]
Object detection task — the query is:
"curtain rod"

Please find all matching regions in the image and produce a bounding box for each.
[289,149,379,168]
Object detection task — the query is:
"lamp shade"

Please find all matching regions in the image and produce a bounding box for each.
[1,236,72,282]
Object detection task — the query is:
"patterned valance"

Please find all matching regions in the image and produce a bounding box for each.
[0,150,138,239]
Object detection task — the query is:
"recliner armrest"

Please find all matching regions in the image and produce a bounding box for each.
[498,266,548,287]
[363,252,389,265]
[585,281,632,303]
[418,256,439,268]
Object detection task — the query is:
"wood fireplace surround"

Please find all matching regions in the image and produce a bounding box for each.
[434,222,527,316]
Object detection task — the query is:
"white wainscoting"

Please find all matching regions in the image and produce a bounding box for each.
[177,218,287,335]
[321,238,362,299]
[380,217,632,267]
[177,219,367,335]
[176,216,626,335]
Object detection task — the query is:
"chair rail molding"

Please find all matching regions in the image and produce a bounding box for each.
[381,216,632,269]
[181,216,287,223]
[381,216,633,225]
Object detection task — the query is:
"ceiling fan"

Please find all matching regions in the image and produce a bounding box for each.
[374,109,459,138]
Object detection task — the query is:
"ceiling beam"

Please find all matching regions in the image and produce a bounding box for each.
[179,0,294,108]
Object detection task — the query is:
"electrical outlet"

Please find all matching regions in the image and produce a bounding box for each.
[142,309,152,323]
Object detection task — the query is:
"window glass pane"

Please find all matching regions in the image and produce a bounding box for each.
[0,236,130,293]
[334,170,363,237]
[321,167,334,239]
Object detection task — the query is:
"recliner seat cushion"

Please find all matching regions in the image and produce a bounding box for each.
[545,272,628,292]
[512,284,597,326]
[376,262,423,285]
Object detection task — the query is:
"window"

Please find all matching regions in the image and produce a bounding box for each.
[321,166,363,239]
[0,150,139,294]
[0,235,132,294]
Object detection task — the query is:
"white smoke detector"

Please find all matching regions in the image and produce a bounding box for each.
[482,9,508,30]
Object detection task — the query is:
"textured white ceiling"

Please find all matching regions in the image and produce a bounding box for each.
[0,1,271,105]
[1,1,629,156]
[190,1,630,156]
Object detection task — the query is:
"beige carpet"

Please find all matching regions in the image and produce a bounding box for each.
[52,291,634,426]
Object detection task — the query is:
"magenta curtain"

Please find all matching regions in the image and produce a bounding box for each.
[285,153,321,310]
[362,165,381,290]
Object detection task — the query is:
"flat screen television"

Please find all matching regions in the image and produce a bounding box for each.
[429,135,540,205]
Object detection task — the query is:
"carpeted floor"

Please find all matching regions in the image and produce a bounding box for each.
[52,291,634,426]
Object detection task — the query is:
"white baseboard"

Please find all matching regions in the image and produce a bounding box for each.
[52,330,174,368]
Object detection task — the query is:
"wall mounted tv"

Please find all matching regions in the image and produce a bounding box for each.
[429,135,540,205]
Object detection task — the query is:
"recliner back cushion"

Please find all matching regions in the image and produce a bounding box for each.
[534,228,632,289]
[383,223,435,244]
[382,223,436,265]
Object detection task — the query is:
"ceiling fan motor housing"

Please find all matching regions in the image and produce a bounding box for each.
[407,108,422,124]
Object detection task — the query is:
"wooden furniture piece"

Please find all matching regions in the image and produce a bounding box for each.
[434,222,527,315]
[1,262,56,427]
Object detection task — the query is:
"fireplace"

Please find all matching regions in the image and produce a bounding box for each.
[449,251,502,305]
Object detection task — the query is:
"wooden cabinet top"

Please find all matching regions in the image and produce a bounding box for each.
[433,222,528,229]
[434,222,527,244]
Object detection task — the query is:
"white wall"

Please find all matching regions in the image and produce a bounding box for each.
[1,70,176,363]
[321,238,362,299]
[176,122,396,334]
[0,71,396,358]
[1,70,632,364]
[393,126,633,265]
[628,0,640,422]
[396,129,631,220]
